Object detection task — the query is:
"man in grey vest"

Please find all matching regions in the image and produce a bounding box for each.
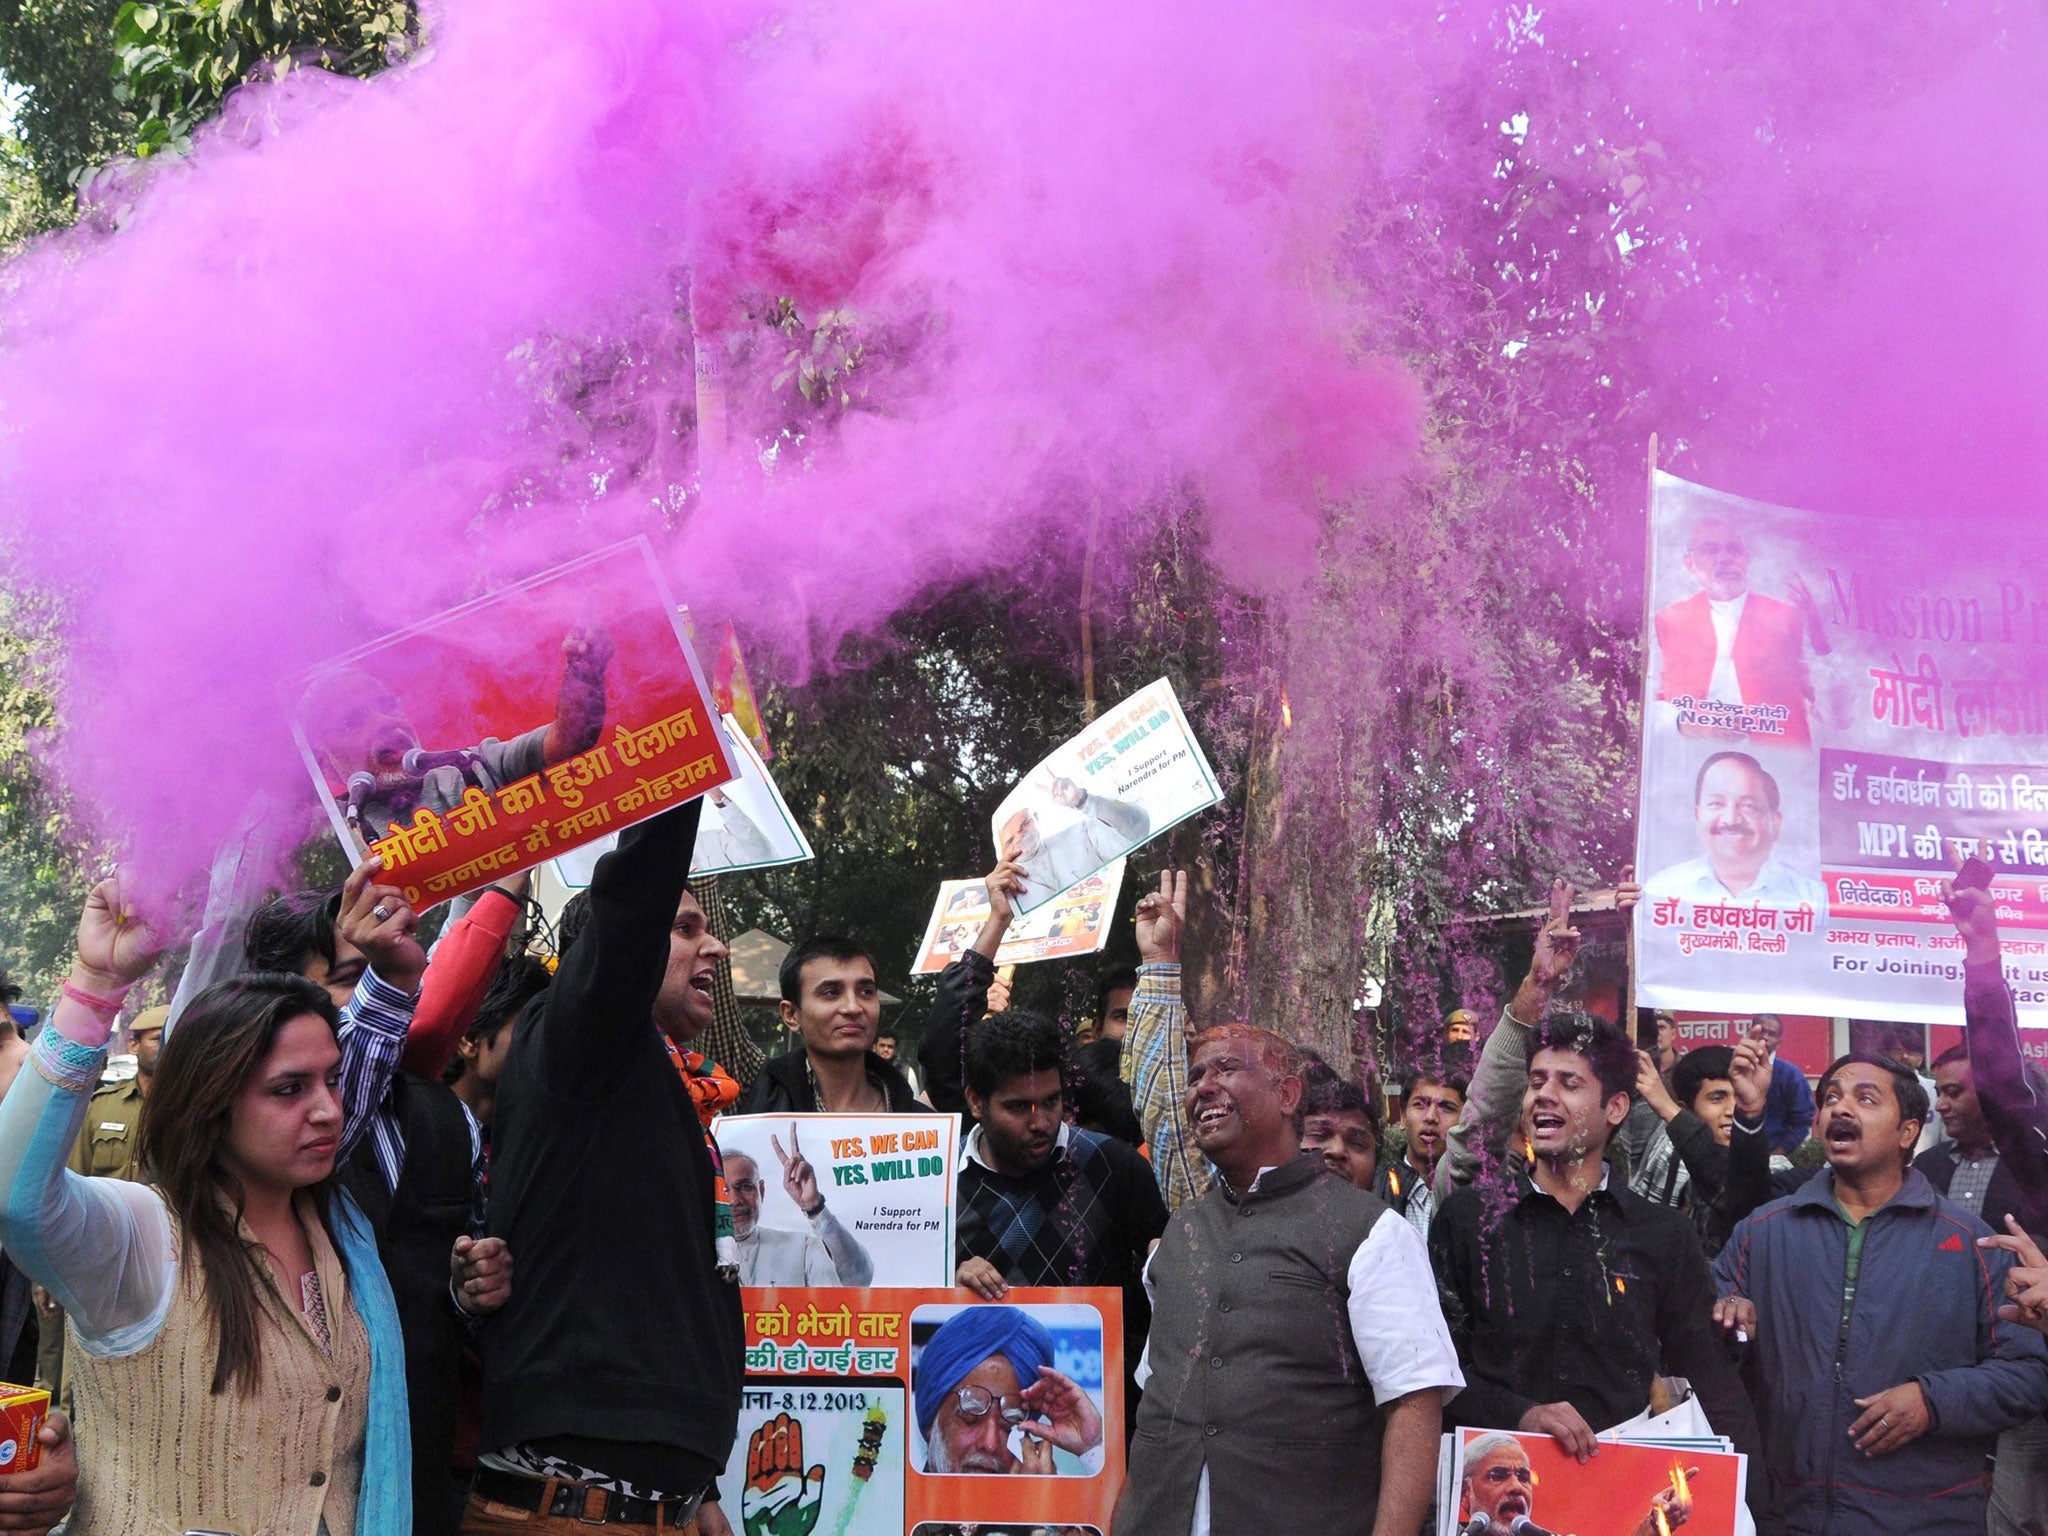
[1115,1023,1463,1536]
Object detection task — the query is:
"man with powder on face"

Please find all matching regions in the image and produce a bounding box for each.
[301,624,614,851]
[1429,1014,1774,1533]
[1116,1023,1462,1536]
[1653,514,1829,747]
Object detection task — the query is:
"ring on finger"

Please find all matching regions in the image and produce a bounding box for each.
[373,904,391,922]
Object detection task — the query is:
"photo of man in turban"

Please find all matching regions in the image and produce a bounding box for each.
[911,1307,1105,1475]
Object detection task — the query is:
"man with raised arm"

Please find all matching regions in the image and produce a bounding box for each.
[1433,873,1637,1201]
[1940,870,2048,1536]
[465,800,744,1536]
[1116,869,1212,1211]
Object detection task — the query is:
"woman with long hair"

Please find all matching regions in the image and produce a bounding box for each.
[0,873,415,1536]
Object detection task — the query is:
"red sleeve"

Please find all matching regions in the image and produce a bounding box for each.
[400,888,521,1078]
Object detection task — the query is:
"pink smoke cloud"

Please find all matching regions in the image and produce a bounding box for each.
[3,0,2043,903]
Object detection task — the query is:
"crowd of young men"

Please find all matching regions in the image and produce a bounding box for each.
[12,798,2048,1536]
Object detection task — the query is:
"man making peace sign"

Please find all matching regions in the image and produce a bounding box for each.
[724,1124,875,1287]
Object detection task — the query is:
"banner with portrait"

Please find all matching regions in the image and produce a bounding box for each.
[719,1287,1124,1535]
[1439,1425,1746,1536]
[713,1114,958,1288]
[292,538,732,909]
[1634,471,2048,1023]
[551,713,814,887]
[991,679,1221,916]
[911,863,1128,975]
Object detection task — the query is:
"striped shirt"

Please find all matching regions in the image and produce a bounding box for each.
[335,971,415,1173]
[1120,962,1211,1212]
[339,970,488,1239]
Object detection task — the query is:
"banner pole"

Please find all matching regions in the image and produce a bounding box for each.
[1079,497,1103,723]
[1627,434,1659,1037]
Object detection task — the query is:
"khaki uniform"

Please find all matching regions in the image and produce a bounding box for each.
[69,1077,144,1182]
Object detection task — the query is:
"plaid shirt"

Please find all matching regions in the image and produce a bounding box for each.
[1120,962,1210,1212]
[1945,1147,2001,1217]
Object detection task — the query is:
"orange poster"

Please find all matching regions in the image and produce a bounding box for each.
[1449,1426,1746,1536]
[720,1287,1124,1535]
[292,538,732,908]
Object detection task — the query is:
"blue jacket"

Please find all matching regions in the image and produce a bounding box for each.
[1763,1055,1817,1155]
[1713,1169,2048,1536]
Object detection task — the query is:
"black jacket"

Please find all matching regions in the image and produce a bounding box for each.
[339,1072,477,1536]
[914,950,992,1120]
[735,1045,922,1115]
[481,800,744,1489]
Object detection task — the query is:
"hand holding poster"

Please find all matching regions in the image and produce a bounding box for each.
[715,1114,958,1287]
[1634,472,2048,1022]
[991,679,1220,915]
[551,713,814,887]
[292,538,732,909]
[912,863,1127,975]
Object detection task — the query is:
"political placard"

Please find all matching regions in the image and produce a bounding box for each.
[552,713,814,887]
[714,1114,958,1288]
[991,680,1220,915]
[292,538,731,909]
[722,1287,1124,1535]
[1634,471,2048,1023]
[1442,1425,1746,1536]
[911,863,1127,975]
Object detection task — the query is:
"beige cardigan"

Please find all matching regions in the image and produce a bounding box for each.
[67,1193,371,1536]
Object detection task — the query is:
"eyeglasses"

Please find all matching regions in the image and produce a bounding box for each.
[950,1385,1029,1426]
[1478,1464,1534,1486]
[729,1179,763,1196]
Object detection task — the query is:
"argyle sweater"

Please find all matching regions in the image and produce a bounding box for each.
[956,1125,1167,1289]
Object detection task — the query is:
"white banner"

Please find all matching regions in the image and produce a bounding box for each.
[1634,470,2048,1023]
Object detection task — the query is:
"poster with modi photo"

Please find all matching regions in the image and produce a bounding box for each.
[990,678,1221,916]
[714,1113,958,1289]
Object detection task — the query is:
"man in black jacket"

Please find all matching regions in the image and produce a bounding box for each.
[1918,1043,2032,1236]
[737,934,921,1114]
[1430,1013,1775,1533]
[467,801,745,1535]
[917,860,1029,1120]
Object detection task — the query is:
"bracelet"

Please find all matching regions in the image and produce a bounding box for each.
[802,1199,827,1220]
[60,981,132,1017]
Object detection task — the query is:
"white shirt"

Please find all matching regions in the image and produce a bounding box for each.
[1642,852,1827,909]
[1705,591,1750,703]
[1138,1199,1465,1536]
[735,1206,874,1286]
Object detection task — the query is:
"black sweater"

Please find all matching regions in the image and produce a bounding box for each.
[480,801,744,1482]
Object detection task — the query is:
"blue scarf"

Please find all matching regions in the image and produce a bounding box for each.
[330,1189,412,1536]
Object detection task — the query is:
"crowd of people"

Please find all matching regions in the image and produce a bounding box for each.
[0,797,2042,1535]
